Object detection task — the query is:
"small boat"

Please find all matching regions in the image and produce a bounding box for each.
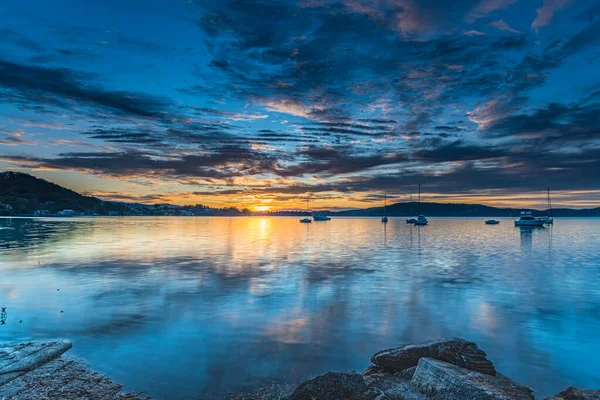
[514,211,545,227]
[381,193,389,223]
[485,219,500,225]
[414,214,428,226]
[546,187,554,224]
[313,215,331,221]
[300,198,312,223]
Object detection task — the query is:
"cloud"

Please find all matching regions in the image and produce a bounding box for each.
[0,59,172,118]
[0,129,35,146]
[0,145,284,181]
[532,0,574,32]
[465,0,518,23]
[487,19,520,33]
[481,98,600,146]
[0,29,44,52]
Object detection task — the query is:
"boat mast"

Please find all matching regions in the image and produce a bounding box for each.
[409,194,412,215]
[547,187,552,218]
[418,184,421,214]
[384,193,387,217]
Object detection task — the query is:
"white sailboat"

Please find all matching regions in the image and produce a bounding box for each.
[381,193,388,223]
[412,185,428,226]
[300,198,312,223]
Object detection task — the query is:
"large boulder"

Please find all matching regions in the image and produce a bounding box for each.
[410,358,533,400]
[371,338,496,376]
[285,372,386,400]
[545,387,600,399]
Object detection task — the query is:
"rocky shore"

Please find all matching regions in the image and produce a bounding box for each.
[2,338,598,399]
[0,340,143,399]
[234,338,599,400]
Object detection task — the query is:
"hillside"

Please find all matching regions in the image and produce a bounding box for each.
[0,171,130,215]
[333,202,600,217]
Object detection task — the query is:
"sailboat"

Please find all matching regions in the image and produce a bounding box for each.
[300,198,312,223]
[381,193,388,223]
[412,185,428,226]
[406,195,417,223]
[544,187,553,224]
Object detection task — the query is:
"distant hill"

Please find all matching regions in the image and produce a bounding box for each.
[331,202,600,217]
[0,171,130,215]
[1,171,599,217]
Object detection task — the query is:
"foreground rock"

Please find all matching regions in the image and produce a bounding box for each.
[411,358,533,400]
[284,372,386,400]
[269,337,599,400]
[545,387,600,400]
[371,338,496,376]
[0,340,142,399]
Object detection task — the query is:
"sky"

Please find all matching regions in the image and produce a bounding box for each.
[1,0,600,211]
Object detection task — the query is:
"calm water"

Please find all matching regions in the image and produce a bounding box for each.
[1,217,599,398]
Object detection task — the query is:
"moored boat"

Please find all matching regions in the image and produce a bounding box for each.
[414,214,428,226]
[313,214,331,221]
[514,211,545,227]
[485,219,499,225]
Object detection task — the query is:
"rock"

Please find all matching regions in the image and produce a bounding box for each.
[362,365,427,400]
[285,372,386,400]
[411,357,533,400]
[371,338,496,375]
[545,387,600,399]
[0,340,72,375]
[0,340,143,399]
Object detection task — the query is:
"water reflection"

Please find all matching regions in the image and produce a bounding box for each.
[1,217,600,399]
